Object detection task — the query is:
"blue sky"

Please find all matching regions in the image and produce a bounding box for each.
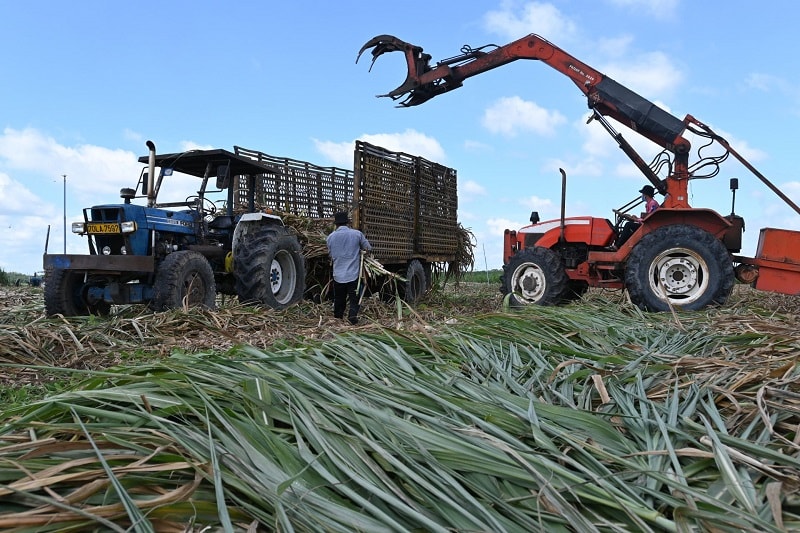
[2,0,799,275]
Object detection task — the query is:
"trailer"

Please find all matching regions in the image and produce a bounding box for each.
[234,140,462,302]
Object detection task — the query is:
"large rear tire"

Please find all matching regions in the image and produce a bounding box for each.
[501,247,567,307]
[234,225,306,309]
[625,224,734,311]
[151,250,217,312]
[44,269,89,317]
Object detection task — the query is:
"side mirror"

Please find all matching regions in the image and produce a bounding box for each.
[216,164,230,189]
[529,211,540,224]
[140,172,150,196]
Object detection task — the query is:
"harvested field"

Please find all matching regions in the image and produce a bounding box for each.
[0,281,502,389]
[0,283,799,531]
[1,283,797,379]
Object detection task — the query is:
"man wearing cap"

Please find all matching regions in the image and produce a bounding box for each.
[326,211,372,325]
[613,185,660,248]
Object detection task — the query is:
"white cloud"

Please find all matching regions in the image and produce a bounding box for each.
[313,129,446,167]
[463,139,493,152]
[601,51,682,98]
[0,172,52,214]
[0,127,141,200]
[484,1,577,42]
[482,96,566,137]
[180,140,215,151]
[543,157,604,179]
[520,194,557,217]
[577,113,665,177]
[462,180,487,196]
[487,217,522,236]
[123,128,143,143]
[606,0,679,18]
[460,180,487,203]
[313,139,353,167]
[744,73,784,92]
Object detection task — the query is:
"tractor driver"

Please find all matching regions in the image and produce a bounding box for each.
[614,185,659,248]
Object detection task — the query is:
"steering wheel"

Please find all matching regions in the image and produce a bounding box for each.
[186,195,217,215]
[613,209,637,223]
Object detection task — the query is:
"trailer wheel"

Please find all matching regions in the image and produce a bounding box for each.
[45,269,89,317]
[235,225,306,309]
[625,224,734,311]
[501,247,567,307]
[151,250,217,312]
[400,259,427,303]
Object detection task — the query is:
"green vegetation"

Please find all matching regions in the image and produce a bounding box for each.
[0,284,798,531]
[0,269,38,286]
[457,268,503,284]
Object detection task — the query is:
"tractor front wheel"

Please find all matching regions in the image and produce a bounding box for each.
[625,224,734,311]
[151,251,217,312]
[501,247,567,307]
[45,269,89,317]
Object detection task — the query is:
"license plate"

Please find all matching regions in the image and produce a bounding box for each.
[86,222,120,234]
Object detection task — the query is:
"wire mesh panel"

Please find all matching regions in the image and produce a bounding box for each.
[231,142,459,265]
[355,141,458,264]
[417,157,458,258]
[233,146,353,217]
[354,142,416,263]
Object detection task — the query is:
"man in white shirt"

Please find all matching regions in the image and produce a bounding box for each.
[326,211,372,324]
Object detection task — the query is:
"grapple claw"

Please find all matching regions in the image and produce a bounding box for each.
[356,34,411,70]
[357,34,438,106]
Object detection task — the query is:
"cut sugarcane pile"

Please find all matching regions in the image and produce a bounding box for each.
[1,287,798,531]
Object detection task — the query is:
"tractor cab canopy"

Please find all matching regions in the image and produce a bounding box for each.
[137,148,272,189]
[136,148,275,214]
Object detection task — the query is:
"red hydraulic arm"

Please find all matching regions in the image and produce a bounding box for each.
[358,34,698,207]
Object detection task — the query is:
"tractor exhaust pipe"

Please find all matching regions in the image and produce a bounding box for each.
[146,140,156,207]
[559,168,567,243]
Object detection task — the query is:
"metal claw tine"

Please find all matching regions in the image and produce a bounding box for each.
[356,34,410,65]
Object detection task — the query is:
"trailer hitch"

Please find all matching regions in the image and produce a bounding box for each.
[358,34,491,107]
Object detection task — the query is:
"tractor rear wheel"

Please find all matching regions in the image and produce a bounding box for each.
[501,247,567,307]
[151,250,217,311]
[234,225,306,309]
[45,269,89,317]
[625,224,734,311]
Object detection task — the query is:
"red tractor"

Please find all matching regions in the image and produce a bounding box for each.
[359,33,800,311]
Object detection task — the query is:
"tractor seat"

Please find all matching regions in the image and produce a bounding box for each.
[208,215,234,231]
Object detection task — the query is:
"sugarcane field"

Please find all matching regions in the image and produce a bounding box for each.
[1,273,799,531]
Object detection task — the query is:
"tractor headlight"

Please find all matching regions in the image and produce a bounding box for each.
[71,222,86,234]
[120,221,136,233]
[120,246,127,255]
[102,246,112,255]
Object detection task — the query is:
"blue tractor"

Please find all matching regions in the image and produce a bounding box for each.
[43,141,306,316]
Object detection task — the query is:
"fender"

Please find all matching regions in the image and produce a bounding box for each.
[637,208,731,239]
[232,212,285,254]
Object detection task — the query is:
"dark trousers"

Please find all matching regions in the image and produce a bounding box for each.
[333,280,360,324]
[615,221,641,248]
